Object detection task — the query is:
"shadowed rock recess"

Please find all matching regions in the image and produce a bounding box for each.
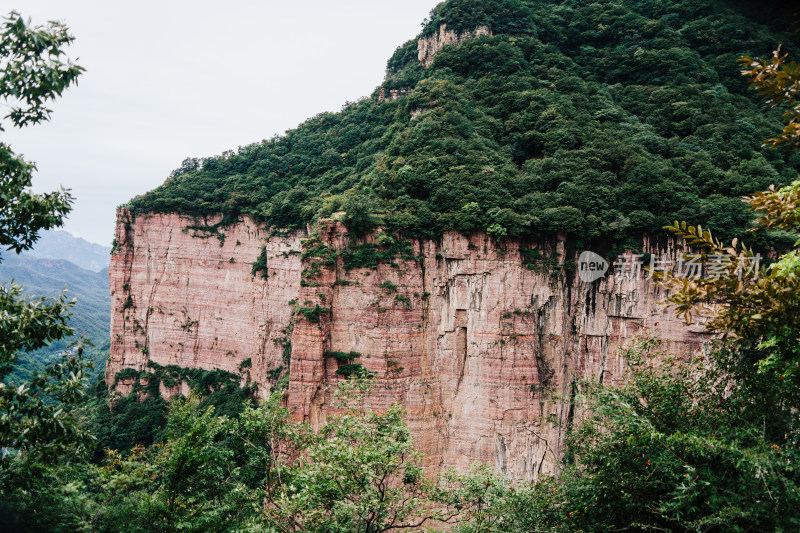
[109,0,799,479]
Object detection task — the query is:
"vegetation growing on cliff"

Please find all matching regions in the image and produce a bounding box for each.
[250,245,268,278]
[474,42,800,532]
[81,363,255,462]
[128,0,798,252]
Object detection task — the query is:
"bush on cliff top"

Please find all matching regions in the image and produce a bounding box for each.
[127,0,800,248]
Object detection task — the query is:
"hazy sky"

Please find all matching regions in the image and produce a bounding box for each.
[5,0,441,245]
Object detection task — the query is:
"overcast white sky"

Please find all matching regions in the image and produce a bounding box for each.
[5,0,441,245]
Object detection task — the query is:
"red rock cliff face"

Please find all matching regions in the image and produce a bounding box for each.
[108,210,706,479]
[106,210,303,397]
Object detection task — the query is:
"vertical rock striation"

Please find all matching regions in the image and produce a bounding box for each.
[107,210,303,396]
[108,211,706,479]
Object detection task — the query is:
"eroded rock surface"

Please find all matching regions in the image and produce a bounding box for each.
[417,23,492,67]
[108,211,705,479]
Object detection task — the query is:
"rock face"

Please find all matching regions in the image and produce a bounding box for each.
[107,211,706,480]
[106,210,303,397]
[417,24,492,67]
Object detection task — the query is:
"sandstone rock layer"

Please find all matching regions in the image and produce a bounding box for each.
[108,210,705,479]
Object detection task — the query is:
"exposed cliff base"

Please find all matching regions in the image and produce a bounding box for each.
[107,210,706,479]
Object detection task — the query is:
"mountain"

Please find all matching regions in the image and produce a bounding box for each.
[0,253,110,384]
[23,229,111,272]
[105,0,800,478]
[127,0,800,250]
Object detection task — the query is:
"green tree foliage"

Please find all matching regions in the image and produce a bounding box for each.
[659,47,800,390]
[2,380,504,532]
[0,11,90,467]
[501,338,799,532]
[740,45,800,149]
[80,363,255,462]
[419,0,536,37]
[94,398,238,532]
[128,0,799,249]
[82,380,168,462]
[256,380,449,531]
[0,11,79,252]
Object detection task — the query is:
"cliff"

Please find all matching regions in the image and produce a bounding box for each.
[416,23,492,67]
[107,210,706,479]
[106,210,303,397]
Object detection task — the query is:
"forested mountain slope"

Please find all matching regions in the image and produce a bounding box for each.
[128,0,799,250]
[0,254,110,384]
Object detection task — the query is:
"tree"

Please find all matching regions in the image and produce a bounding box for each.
[0,11,90,465]
[514,337,800,532]
[55,381,503,533]
[0,380,497,531]
[91,399,238,533]
[739,46,800,151]
[0,10,79,251]
[246,380,480,532]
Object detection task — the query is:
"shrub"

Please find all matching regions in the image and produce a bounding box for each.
[324,351,361,362]
[335,363,375,378]
[297,305,330,323]
[251,245,268,278]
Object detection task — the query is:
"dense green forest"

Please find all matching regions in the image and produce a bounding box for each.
[129,0,799,251]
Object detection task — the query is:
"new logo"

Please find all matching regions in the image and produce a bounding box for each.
[578,251,608,283]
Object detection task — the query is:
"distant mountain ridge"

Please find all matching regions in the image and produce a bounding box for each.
[22,229,111,272]
[1,246,110,384]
